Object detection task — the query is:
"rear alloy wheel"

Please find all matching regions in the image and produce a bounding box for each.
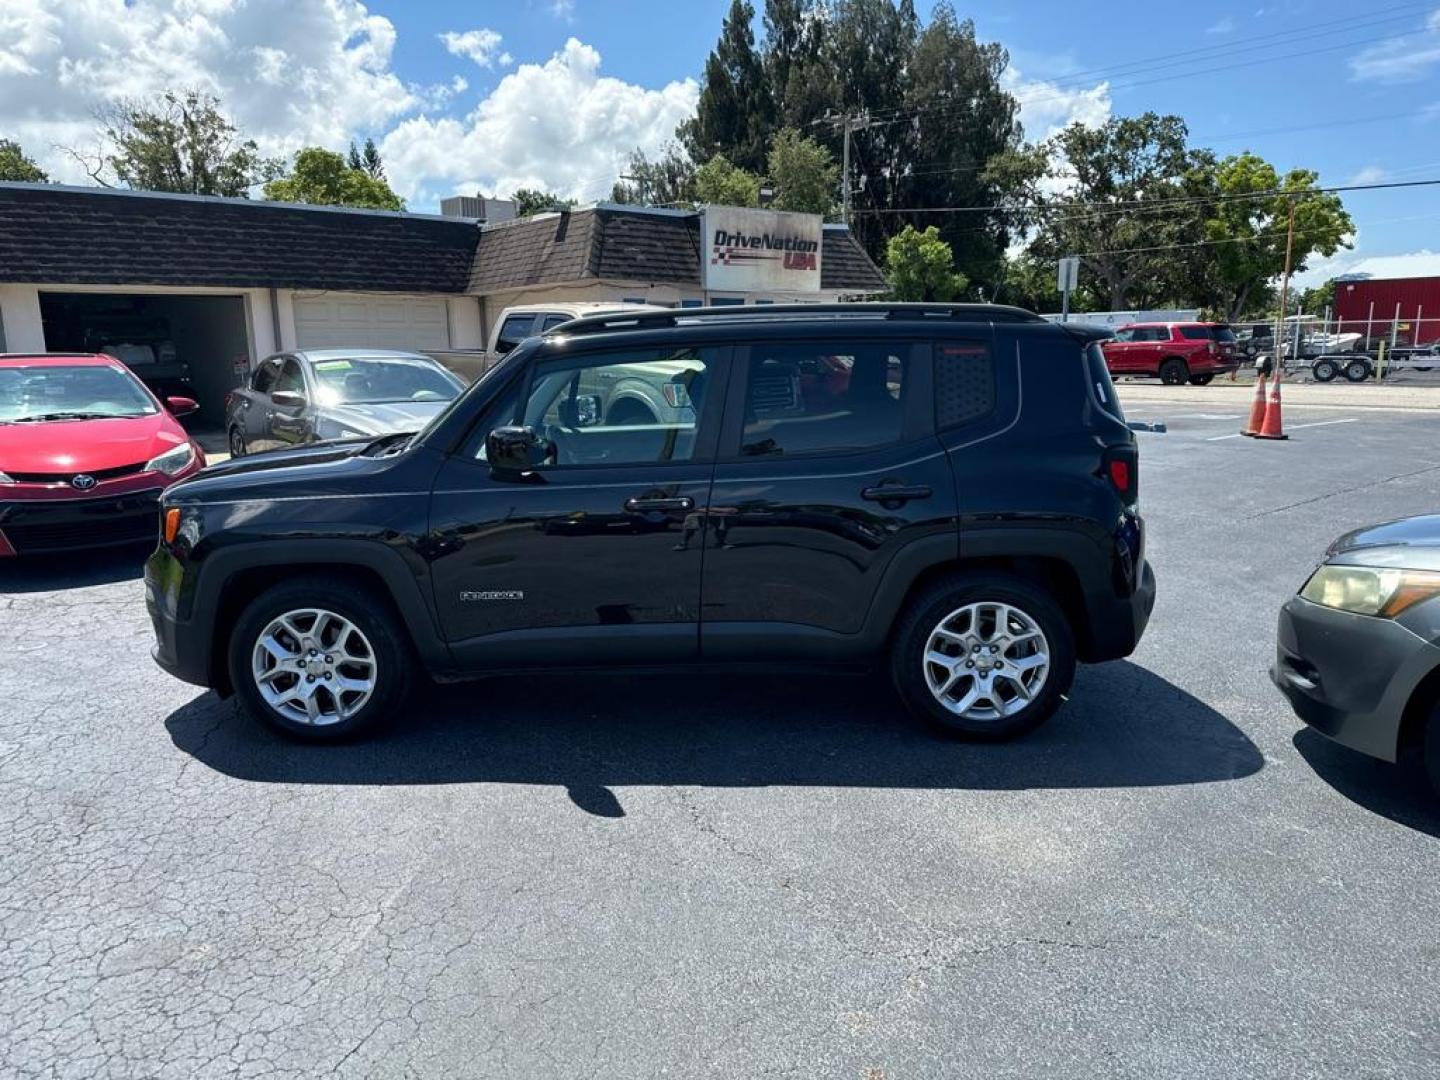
[1159,358,1189,385]
[891,574,1076,740]
[1344,359,1371,383]
[1312,359,1339,383]
[229,578,412,741]
[1188,373,1215,386]
[228,426,247,457]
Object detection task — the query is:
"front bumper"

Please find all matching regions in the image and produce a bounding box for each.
[1271,595,1440,762]
[145,545,213,688]
[0,487,164,555]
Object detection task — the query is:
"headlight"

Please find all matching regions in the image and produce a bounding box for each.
[146,443,196,476]
[1300,564,1440,618]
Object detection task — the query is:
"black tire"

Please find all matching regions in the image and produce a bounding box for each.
[228,426,247,457]
[228,576,413,742]
[1422,701,1440,800]
[1344,359,1371,383]
[1188,373,1215,386]
[606,399,657,426]
[1159,358,1189,386]
[890,572,1077,741]
[1311,359,1339,383]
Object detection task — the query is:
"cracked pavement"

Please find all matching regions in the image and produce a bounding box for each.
[2,407,1438,1077]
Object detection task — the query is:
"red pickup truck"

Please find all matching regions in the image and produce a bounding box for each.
[1101,322,1241,385]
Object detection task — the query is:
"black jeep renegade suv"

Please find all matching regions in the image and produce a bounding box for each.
[145,304,1154,741]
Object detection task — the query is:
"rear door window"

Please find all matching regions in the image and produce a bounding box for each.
[251,359,279,394]
[736,342,907,457]
[540,314,570,332]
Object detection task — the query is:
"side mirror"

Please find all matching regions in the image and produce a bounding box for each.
[271,389,306,408]
[486,425,546,473]
[165,395,199,417]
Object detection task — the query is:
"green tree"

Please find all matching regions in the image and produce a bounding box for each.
[766,127,838,215]
[693,154,761,207]
[1191,153,1352,321]
[610,143,698,206]
[347,137,386,180]
[263,147,405,210]
[885,224,967,301]
[77,91,272,196]
[0,138,47,182]
[679,0,774,173]
[992,113,1208,310]
[1299,277,1339,317]
[510,188,578,216]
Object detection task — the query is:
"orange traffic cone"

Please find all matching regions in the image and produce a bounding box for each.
[1253,370,1288,440]
[1241,369,1268,436]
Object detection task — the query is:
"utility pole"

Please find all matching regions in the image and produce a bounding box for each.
[1274,195,1297,375]
[813,111,874,226]
[618,174,650,207]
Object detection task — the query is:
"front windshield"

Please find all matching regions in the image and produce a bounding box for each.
[0,364,157,422]
[310,356,460,406]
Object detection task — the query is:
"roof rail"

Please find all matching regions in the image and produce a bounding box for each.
[554,302,1046,338]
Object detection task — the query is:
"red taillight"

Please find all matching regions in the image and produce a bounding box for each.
[1103,447,1137,504]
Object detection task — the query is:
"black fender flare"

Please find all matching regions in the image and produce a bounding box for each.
[192,538,452,680]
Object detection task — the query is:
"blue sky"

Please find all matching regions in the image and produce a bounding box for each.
[6,1,1440,283]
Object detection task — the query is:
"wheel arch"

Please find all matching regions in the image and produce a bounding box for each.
[1397,661,1440,761]
[198,540,449,695]
[862,532,1100,660]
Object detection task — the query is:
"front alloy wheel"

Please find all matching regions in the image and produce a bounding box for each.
[923,602,1050,720]
[251,608,377,726]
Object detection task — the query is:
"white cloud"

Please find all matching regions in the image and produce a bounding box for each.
[0,0,420,182]
[550,0,577,21]
[440,29,512,69]
[381,38,698,205]
[1348,165,1387,185]
[1350,9,1440,83]
[1206,17,1236,35]
[1003,66,1112,141]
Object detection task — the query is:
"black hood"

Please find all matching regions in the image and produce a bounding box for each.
[1327,514,1440,572]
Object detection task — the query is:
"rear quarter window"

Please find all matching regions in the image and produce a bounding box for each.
[934,342,995,429]
[1179,326,1211,340]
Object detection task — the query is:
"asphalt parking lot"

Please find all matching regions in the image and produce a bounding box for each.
[3,405,1439,1078]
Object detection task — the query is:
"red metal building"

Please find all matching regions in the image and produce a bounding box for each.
[1334,275,1440,345]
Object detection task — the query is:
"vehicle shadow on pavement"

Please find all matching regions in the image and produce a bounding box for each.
[166,660,1263,816]
[1292,729,1440,839]
[0,544,148,593]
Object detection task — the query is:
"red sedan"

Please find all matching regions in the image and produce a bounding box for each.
[0,353,206,556]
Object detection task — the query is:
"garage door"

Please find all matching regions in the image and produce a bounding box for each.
[293,293,450,350]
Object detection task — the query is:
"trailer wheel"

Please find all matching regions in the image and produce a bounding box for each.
[1343,359,1371,383]
[1311,359,1339,383]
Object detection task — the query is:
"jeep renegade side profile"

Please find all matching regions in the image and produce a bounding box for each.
[145,304,1155,741]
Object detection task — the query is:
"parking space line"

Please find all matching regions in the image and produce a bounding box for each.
[1205,417,1359,442]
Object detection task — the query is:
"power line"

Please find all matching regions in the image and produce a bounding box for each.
[855,18,1435,138]
[850,176,1440,218]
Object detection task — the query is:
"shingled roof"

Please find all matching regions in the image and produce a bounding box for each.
[0,182,479,292]
[471,205,887,294]
[0,184,887,296]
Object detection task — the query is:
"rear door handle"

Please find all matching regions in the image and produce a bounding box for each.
[624,495,694,513]
[861,483,932,503]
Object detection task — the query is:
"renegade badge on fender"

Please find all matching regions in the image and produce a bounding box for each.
[145,304,1155,741]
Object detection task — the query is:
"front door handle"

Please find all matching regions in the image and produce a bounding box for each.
[624,495,694,513]
[861,483,933,504]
